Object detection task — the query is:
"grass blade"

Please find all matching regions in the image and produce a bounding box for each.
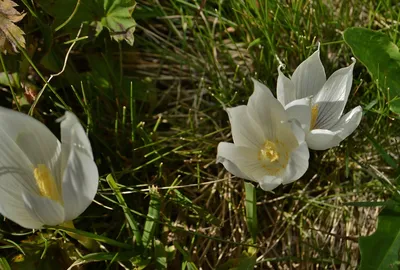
[142,186,161,249]
[47,225,134,249]
[0,257,11,270]
[106,174,143,246]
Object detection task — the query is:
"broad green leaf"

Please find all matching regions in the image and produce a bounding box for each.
[244,182,257,243]
[101,0,136,45]
[37,0,136,45]
[343,27,400,114]
[359,206,400,269]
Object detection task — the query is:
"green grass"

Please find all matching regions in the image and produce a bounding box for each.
[0,0,399,269]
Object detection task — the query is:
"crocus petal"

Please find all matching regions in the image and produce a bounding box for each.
[58,112,94,173]
[22,192,64,226]
[0,166,43,229]
[291,45,326,100]
[285,97,312,131]
[217,142,267,182]
[226,105,264,149]
[277,65,296,106]
[331,106,363,140]
[306,129,342,150]
[0,107,61,173]
[313,59,356,129]
[259,176,282,191]
[217,142,253,180]
[248,79,288,140]
[62,146,99,222]
[289,119,306,144]
[282,142,309,184]
[0,128,39,194]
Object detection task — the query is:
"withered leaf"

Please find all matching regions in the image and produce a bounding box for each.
[0,0,26,53]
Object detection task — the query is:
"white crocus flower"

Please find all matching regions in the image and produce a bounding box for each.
[217,79,309,191]
[0,107,98,229]
[277,46,362,150]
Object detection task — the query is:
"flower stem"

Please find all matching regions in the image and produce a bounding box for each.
[62,221,99,251]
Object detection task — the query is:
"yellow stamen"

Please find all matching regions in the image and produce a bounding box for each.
[310,104,319,129]
[34,164,61,203]
[258,140,291,175]
[258,140,279,162]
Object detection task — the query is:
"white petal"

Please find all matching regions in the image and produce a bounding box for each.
[0,172,44,229]
[259,176,282,191]
[62,146,99,222]
[226,105,264,149]
[277,65,296,106]
[248,79,288,140]
[22,192,64,226]
[58,112,93,158]
[58,112,94,174]
[285,97,312,131]
[0,125,47,229]
[218,142,274,182]
[289,119,306,144]
[282,142,309,184]
[331,106,363,140]
[275,121,300,153]
[291,45,326,99]
[306,129,342,150]
[217,143,253,180]
[313,59,356,129]
[0,107,61,174]
[0,129,38,193]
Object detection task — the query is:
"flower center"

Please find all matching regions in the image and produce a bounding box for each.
[258,140,290,176]
[258,140,279,162]
[34,164,62,203]
[310,104,319,129]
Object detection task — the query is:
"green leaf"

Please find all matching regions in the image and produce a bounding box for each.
[359,206,400,269]
[244,182,258,243]
[37,0,136,45]
[142,187,161,249]
[101,0,136,45]
[343,27,400,114]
